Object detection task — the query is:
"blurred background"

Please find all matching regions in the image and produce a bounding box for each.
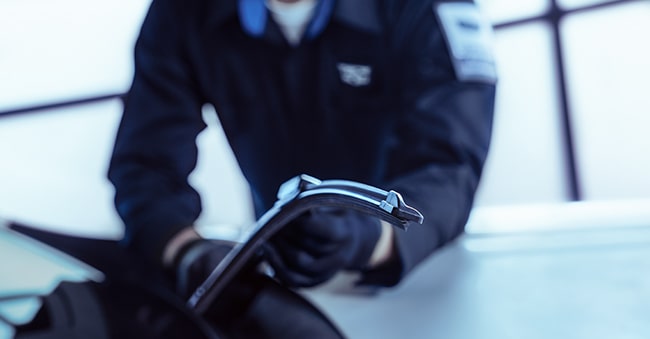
[1,0,649,338]
[1,0,649,235]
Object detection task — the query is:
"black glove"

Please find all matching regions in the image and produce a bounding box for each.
[172,238,234,298]
[264,208,382,288]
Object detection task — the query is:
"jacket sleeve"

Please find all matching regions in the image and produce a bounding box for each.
[361,0,497,286]
[108,0,206,264]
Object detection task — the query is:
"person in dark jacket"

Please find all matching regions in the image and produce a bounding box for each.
[108,0,497,301]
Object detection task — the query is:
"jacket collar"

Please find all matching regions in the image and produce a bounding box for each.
[238,0,335,39]
[235,0,381,40]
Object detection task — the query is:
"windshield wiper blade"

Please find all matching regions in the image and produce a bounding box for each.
[189,174,424,314]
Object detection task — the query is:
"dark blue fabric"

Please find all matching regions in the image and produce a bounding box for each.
[305,0,336,39]
[108,0,496,286]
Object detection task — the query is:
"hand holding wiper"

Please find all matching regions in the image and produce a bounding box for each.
[189,174,423,314]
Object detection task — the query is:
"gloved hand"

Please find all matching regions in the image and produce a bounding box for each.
[172,238,235,298]
[264,208,382,288]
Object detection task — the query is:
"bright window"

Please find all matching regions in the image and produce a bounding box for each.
[477,0,550,24]
[474,22,570,206]
[0,0,150,111]
[557,0,623,10]
[562,1,650,200]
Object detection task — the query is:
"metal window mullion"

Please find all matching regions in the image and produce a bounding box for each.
[0,93,124,118]
[549,0,582,201]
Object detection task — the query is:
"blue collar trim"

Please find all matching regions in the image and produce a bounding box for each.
[305,0,335,39]
[238,0,267,36]
[238,0,335,39]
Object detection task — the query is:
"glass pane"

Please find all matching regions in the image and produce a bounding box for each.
[474,21,571,207]
[558,0,622,11]
[0,102,252,236]
[561,1,650,200]
[476,0,551,25]
[0,101,124,235]
[0,0,151,112]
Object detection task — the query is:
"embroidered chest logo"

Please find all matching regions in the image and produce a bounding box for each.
[336,62,372,87]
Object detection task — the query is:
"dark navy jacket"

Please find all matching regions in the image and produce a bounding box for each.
[108,0,497,285]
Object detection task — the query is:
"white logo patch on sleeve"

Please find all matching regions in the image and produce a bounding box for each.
[435,2,497,84]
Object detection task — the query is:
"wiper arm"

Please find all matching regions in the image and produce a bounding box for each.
[189,174,424,314]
